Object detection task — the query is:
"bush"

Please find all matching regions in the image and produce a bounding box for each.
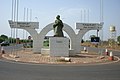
[0,34,8,43]
[0,37,4,43]
[117,36,120,43]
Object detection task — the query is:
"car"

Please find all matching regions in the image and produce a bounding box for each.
[0,41,10,46]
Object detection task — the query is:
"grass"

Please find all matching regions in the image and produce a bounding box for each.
[43,40,49,48]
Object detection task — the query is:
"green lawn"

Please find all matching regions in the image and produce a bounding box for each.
[43,40,49,48]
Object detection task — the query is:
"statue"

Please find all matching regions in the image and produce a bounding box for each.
[53,15,64,37]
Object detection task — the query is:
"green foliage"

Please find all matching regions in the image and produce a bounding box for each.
[43,40,49,47]
[0,34,8,43]
[1,35,8,39]
[117,36,120,42]
[8,37,16,43]
[20,39,32,43]
[0,37,4,43]
[90,35,96,38]
[86,40,90,42]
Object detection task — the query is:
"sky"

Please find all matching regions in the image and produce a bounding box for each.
[0,0,120,41]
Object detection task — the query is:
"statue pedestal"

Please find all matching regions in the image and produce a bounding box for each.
[49,37,69,57]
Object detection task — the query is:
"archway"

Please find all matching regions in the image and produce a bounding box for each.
[8,20,103,55]
[39,23,76,53]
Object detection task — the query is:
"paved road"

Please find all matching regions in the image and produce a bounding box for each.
[0,59,120,80]
[0,46,120,80]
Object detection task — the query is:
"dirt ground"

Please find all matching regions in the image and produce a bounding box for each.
[81,42,120,51]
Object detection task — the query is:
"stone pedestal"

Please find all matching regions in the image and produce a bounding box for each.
[49,37,69,57]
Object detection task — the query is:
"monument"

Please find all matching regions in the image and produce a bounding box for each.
[53,15,64,37]
[8,16,103,56]
[49,15,69,57]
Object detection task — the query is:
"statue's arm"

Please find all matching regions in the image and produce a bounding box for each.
[53,20,58,27]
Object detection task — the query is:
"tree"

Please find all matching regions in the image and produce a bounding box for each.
[90,35,96,39]
[0,37,4,43]
[117,36,120,42]
[8,37,16,43]
[0,34,8,40]
[117,36,120,44]
[0,34,8,43]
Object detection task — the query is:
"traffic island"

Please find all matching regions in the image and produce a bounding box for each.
[2,49,119,65]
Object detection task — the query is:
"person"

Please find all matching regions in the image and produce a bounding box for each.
[53,15,64,37]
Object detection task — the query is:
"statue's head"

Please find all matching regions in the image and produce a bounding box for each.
[56,15,60,19]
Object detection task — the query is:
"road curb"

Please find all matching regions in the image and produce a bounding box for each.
[2,53,120,66]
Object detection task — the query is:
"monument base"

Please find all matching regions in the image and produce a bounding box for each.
[49,37,69,57]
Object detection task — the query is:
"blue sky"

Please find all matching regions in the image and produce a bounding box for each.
[0,0,120,40]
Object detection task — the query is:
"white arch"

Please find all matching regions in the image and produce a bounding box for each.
[9,21,103,55]
[75,29,102,53]
[23,28,41,52]
[39,23,76,52]
[16,23,77,54]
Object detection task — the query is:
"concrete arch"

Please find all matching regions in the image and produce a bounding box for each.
[21,28,42,52]
[75,29,102,53]
[75,30,88,53]
[23,28,38,39]
[9,20,103,54]
[39,23,76,51]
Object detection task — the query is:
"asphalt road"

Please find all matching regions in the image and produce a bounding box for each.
[0,45,120,80]
[0,59,120,80]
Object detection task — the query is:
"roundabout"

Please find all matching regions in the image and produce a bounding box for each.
[0,46,120,80]
[0,0,120,80]
[1,48,120,65]
[0,51,120,80]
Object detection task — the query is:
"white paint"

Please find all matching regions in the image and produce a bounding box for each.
[49,37,69,57]
[110,52,113,56]
[84,47,87,51]
[64,57,71,61]
[105,49,108,52]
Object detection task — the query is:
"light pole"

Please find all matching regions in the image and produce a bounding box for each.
[99,0,104,55]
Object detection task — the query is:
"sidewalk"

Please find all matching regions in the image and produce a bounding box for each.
[2,49,114,64]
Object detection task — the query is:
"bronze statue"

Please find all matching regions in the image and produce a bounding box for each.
[53,15,64,37]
